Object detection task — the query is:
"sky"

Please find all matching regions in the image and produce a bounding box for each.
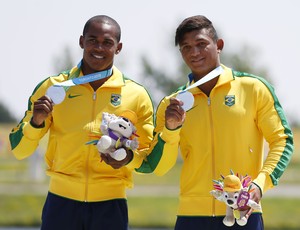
[1,0,300,124]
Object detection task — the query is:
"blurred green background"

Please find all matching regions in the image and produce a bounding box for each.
[0,124,299,229]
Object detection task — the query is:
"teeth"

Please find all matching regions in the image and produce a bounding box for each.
[93,54,104,59]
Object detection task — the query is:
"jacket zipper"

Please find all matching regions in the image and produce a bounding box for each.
[208,96,216,216]
[84,90,98,202]
[84,148,89,202]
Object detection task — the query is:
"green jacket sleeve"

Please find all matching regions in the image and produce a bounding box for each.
[135,95,181,176]
[125,86,155,171]
[9,81,51,160]
[252,78,293,194]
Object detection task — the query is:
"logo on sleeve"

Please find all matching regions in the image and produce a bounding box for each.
[111,94,121,106]
[225,95,235,107]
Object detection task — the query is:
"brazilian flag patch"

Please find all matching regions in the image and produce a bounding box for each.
[111,94,121,106]
[225,95,235,107]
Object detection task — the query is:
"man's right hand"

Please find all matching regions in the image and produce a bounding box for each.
[100,149,133,169]
[31,95,54,126]
[165,97,186,130]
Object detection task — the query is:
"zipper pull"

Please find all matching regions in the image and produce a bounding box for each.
[207,97,211,105]
[93,91,96,100]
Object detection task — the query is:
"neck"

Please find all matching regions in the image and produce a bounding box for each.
[197,77,218,96]
[89,77,110,91]
[79,62,113,91]
[191,65,222,96]
[80,60,113,75]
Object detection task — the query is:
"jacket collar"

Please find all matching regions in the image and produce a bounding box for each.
[187,64,234,95]
[72,65,125,89]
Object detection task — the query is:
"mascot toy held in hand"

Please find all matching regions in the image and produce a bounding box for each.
[87,110,139,161]
[210,170,262,227]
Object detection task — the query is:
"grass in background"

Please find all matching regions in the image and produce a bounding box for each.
[0,125,299,229]
[0,195,44,227]
[128,196,177,228]
[0,195,299,230]
[133,162,181,186]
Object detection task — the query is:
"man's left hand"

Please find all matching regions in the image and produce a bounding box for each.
[241,183,262,219]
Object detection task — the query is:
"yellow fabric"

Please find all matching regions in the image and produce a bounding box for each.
[152,65,293,216]
[10,65,154,202]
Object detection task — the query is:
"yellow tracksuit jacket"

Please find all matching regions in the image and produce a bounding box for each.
[9,65,154,202]
[137,64,293,216]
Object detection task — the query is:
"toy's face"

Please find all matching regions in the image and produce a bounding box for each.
[223,191,240,209]
[109,117,134,138]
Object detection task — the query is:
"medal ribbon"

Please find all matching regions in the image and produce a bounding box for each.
[176,66,224,111]
[180,65,224,93]
[46,60,113,104]
[54,60,113,87]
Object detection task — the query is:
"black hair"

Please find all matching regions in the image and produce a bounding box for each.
[175,15,218,46]
[82,15,121,42]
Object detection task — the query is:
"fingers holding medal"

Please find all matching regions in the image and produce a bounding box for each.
[165,97,186,130]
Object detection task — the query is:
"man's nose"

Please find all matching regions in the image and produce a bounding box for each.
[94,43,104,50]
[190,45,201,55]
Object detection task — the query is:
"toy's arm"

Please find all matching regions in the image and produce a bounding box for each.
[122,137,139,150]
[210,190,225,202]
[247,199,262,211]
[100,113,109,134]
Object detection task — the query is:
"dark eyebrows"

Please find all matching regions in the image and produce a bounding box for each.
[180,37,208,46]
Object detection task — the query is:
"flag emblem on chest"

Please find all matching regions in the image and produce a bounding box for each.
[111,94,121,106]
[225,95,235,107]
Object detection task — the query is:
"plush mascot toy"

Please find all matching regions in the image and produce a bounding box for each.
[87,110,139,161]
[210,170,262,227]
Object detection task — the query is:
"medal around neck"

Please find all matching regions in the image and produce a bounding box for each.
[45,65,113,105]
[175,66,224,111]
[46,85,66,104]
[176,91,194,111]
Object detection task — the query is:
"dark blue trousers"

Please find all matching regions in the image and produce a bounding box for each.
[41,192,128,230]
[175,214,264,230]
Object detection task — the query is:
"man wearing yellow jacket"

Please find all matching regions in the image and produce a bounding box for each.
[9,15,154,230]
[137,15,293,230]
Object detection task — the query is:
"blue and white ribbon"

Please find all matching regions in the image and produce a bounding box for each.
[46,61,113,104]
[54,68,113,87]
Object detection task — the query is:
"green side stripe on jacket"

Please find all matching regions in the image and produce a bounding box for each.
[9,123,25,150]
[135,134,165,173]
[9,76,51,150]
[233,70,294,185]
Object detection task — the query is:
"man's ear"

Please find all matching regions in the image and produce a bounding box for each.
[79,35,84,49]
[115,43,123,54]
[217,39,224,53]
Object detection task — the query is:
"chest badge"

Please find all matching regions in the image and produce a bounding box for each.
[111,94,121,106]
[225,95,235,107]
